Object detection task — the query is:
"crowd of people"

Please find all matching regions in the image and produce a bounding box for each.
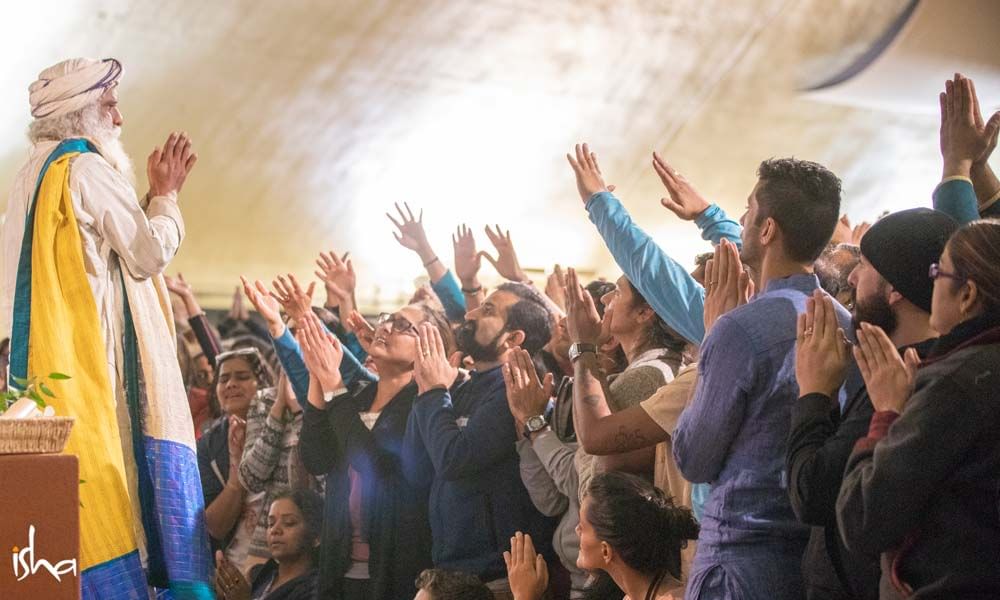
[3,57,999,600]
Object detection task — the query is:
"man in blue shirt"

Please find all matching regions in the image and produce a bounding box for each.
[403,282,557,595]
[672,158,850,600]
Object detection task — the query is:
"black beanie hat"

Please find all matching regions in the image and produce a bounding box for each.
[859,208,959,313]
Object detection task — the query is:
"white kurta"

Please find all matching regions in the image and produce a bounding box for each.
[0,139,186,566]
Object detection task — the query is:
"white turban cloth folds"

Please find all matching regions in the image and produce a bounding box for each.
[29,57,122,119]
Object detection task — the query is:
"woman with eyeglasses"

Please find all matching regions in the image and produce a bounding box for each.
[296,303,455,600]
[837,219,1000,598]
[197,346,275,573]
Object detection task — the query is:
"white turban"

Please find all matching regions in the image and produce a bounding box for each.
[28,57,122,119]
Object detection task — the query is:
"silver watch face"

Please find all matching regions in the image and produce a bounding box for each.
[526,415,546,431]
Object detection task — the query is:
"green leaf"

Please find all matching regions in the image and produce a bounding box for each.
[39,383,57,398]
[12,376,30,386]
[48,373,71,380]
[27,390,46,408]
[79,479,86,484]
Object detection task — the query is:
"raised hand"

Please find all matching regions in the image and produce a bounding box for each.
[271,274,316,323]
[940,73,1000,179]
[227,415,246,468]
[453,224,482,288]
[566,143,611,204]
[387,202,431,253]
[480,225,530,283]
[241,276,284,336]
[563,267,602,345]
[544,265,567,312]
[270,371,300,419]
[795,289,851,398]
[503,348,555,426]
[214,550,251,600]
[830,215,853,246]
[652,151,710,220]
[147,131,197,197]
[344,310,376,354]
[164,272,193,298]
[504,532,549,600]
[853,322,920,414]
[296,312,344,392]
[851,221,871,246]
[314,250,356,312]
[229,284,249,321]
[414,322,458,395]
[703,239,753,334]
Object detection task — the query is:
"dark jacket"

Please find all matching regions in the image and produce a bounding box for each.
[403,366,556,581]
[836,315,1000,599]
[299,380,433,600]
[787,339,935,600]
[248,559,317,599]
[197,415,235,552]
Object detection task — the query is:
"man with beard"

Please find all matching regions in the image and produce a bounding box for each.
[404,282,557,597]
[788,208,958,599]
[0,58,210,598]
[671,158,848,600]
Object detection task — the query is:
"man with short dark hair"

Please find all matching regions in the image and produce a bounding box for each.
[673,158,850,600]
[404,283,556,596]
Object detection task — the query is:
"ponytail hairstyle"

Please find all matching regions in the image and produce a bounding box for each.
[624,280,687,355]
[584,472,699,580]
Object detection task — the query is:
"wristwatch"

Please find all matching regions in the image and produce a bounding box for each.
[568,342,598,363]
[523,414,548,438]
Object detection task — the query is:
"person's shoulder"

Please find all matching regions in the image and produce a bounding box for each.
[69,149,115,175]
[197,416,228,452]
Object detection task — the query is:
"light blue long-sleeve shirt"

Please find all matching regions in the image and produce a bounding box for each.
[431,270,467,322]
[271,327,377,407]
[586,192,741,345]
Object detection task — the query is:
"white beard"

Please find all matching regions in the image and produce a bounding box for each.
[77,104,136,187]
[90,128,136,188]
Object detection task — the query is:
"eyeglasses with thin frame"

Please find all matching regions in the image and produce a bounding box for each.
[928,263,965,283]
[376,312,418,336]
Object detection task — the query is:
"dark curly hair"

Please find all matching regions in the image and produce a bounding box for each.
[584,472,699,580]
[755,158,842,263]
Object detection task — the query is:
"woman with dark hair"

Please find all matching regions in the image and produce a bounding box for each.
[214,488,323,600]
[577,472,699,600]
[838,219,1000,598]
[197,347,275,572]
[297,303,455,600]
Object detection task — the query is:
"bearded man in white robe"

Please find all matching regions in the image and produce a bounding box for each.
[1,58,213,599]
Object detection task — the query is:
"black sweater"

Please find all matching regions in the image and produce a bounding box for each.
[837,316,1000,599]
[787,338,935,600]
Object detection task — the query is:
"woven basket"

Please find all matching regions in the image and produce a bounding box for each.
[0,417,75,455]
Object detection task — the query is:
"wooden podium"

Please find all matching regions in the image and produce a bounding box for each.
[0,453,80,600]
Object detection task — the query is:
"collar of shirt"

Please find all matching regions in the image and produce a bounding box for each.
[761,272,821,296]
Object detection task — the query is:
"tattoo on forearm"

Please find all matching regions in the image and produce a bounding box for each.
[614,426,648,452]
[581,394,603,407]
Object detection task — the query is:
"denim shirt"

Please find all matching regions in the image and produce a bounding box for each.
[586,191,741,346]
[673,274,852,554]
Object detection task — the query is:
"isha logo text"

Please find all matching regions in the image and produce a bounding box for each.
[10,525,78,582]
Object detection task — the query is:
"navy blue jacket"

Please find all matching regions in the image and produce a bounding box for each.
[403,366,556,581]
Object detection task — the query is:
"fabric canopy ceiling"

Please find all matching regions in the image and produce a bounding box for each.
[1,0,995,310]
